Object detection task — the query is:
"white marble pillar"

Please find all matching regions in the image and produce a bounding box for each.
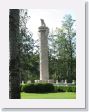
[38,20,49,81]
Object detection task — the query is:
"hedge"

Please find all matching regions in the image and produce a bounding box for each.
[21,83,76,93]
[21,83,55,93]
[56,86,76,92]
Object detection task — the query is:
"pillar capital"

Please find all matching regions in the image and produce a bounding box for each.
[38,26,49,32]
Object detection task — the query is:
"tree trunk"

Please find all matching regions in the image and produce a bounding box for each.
[9,9,20,99]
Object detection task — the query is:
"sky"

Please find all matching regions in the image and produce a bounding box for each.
[27,9,76,40]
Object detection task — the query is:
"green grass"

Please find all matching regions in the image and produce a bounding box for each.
[21,92,76,99]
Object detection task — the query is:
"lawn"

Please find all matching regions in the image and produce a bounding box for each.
[21,92,76,99]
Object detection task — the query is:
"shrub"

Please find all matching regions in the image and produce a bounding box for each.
[57,86,76,92]
[22,84,36,93]
[42,83,55,93]
[21,83,76,93]
[57,86,66,92]
[34,83,46,93]
[22,83,55,93]
[67,86,76,92]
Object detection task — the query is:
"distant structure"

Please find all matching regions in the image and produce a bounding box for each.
[38,19,49,82]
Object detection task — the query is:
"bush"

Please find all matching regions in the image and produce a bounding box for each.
[21,83,76,93]
[42,83,55,92]
[22,83,55,93]
[67,86,76,92]
[34,83,45,93]
[57,86,66,92]
[22,84,36,93]
[57,86,76,92]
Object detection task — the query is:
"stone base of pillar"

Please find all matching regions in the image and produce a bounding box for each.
[47,79,54,83]
[34,79,54,83]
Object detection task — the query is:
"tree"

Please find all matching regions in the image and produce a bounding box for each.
[62,14,76,82]
[48,30,58,80]
[9,9,20,99]
[19,10,39,83]
[48,14,76,82]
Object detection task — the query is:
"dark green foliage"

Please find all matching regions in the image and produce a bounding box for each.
[34,83,55,93]
[21,83,76,93]
[43,83,55,92]
[56,86,66,92]
[57,86,76,92]
[22,83,55,93]
[66,86,76,92]
[22,84,35,93]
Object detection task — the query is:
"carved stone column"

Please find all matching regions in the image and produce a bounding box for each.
[38,20,49,81]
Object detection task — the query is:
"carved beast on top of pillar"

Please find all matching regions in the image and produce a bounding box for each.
[40,19,46,27]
